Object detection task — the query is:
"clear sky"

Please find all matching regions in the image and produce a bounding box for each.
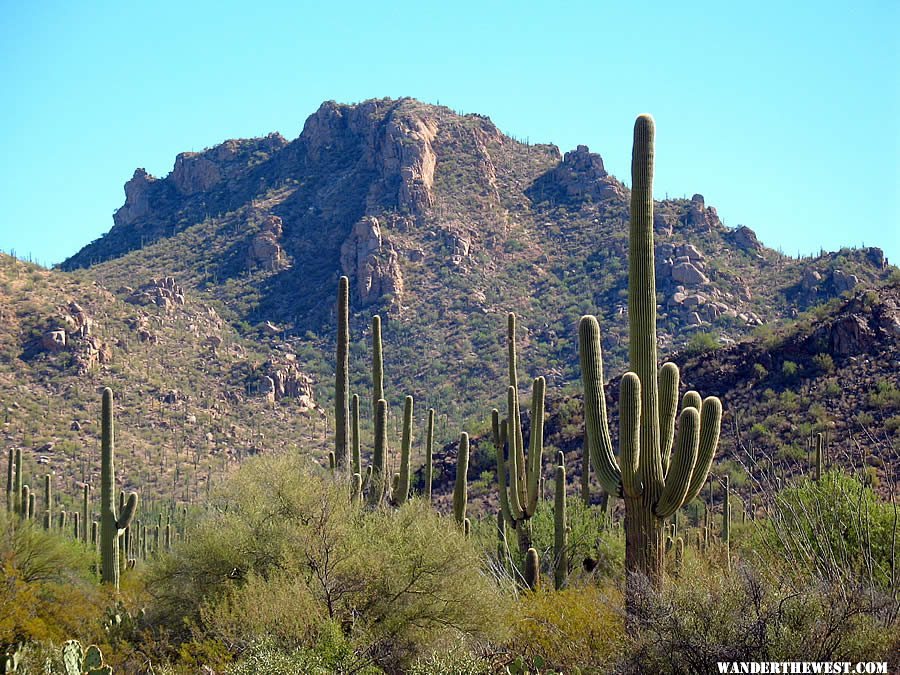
[1,1,897,267]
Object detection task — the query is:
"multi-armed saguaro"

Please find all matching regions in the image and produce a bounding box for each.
[494,313,546,553]
[100,387,138,589]
[578,114,723,590]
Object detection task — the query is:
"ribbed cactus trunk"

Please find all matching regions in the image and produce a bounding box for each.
[100,388,138,589]
[395,395,413,504]
[351,394,361,475]
[424,408,434,503]
[624,114,666,589]
[5,448,12,513]
[334,276,350,471]
[43,474,52,530]
[371,316,384,415]
[82,485,90,544]
[453,432,469,526]
[14,449,22,514]
[367,399,388,507]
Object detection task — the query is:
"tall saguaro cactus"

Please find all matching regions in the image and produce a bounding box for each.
[335,276,350,471]
[100,388,138,589]
[578,115,723,592]
[43,474,52,530]
[372,316,384,414]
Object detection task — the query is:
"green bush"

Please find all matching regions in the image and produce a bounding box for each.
[685,331,719,356]
[146,454,510,672]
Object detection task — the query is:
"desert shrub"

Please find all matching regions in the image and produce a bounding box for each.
[624,558,897,672]
[0,510,107,650]
[685,331,719,356]
[507,583,625,672]
[757,471,897,589]
[146,453,510,671]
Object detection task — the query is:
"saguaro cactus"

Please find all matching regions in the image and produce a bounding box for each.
[524,547,540,590]
[82,485,90,543]
[453,432,469,526]
[367,399,388,507]
[814,432,825,482]
[351,394,361,475]
[100,388,138,589]
[371,316,384,414]
[334,276,350,471]
[5,448,12,512]
[395,396,413,505]
[424,408,435,503]
[578,115,723,592]
[14,448,22,514]
[43,474,52,529]
[494,316,546,553]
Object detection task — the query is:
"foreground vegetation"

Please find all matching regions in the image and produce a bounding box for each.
[2,454,897,673]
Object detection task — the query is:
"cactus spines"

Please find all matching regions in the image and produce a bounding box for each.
[553,463,568,590]
[453,432,469,526]
[367,399,388,507]
[424,408,435,503]
[100,388,138,589]
[578,115,723,593]
[524,547,540,590]
[351,394,361,475]
[395,395,413,505]
[335,276,350,471]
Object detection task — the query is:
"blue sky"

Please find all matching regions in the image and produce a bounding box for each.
[1,1,897,267]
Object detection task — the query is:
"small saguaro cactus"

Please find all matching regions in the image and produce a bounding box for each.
[553,462,568,590]
[334,276,350,471]
[578,115,723,592]
[814,432,825,482]
[674,536,685,576]
[453,432,469,526]
[100,388,138,589]
[395,395,414,505]
[14,448,22,514]
[20,484,30,519]
[82,484,90,543]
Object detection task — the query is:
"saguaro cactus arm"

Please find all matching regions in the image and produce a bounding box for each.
[578,316,621,495]
[524,376,545,517]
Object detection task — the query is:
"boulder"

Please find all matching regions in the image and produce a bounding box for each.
[42,330,67,352]
[340,216,404,307]
[672,262,709,285]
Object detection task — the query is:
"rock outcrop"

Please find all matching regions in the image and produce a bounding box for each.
[339,216,404,307]
[527,145,624,205]
[125,277,186,309]
[246,211,288,271]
